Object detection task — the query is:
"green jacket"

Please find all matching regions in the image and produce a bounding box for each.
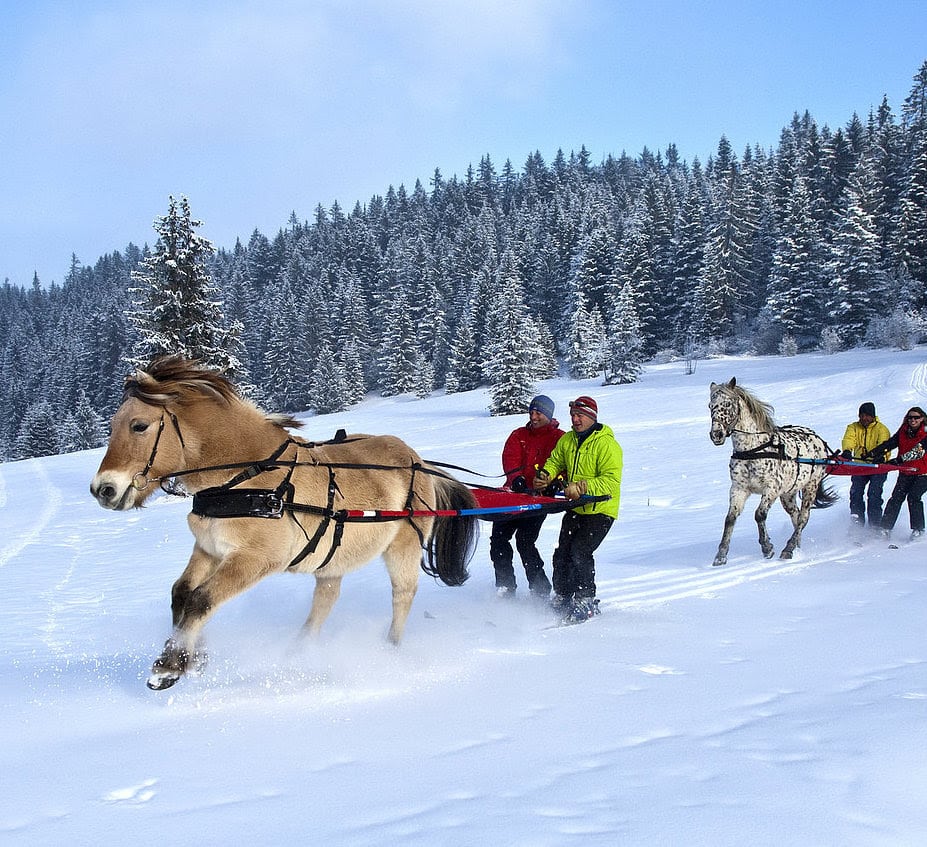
[841,418,892,461]
[542,423,622,518]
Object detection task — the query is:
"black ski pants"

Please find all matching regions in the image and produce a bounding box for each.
[490,514,549,591]
[881,473,927,532]
[551,510,614,600]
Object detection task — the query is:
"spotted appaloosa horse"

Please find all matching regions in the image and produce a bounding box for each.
[90,356,479,690]
[709,378,837,567]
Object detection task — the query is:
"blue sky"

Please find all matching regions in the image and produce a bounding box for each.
[1,0,925,287]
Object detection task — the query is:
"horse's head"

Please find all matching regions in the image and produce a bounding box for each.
[91,356,240,510]
[90,393,187,510]
[709,378,739,446]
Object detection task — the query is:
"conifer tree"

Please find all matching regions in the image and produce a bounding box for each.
[483,256,535,416]
[766,176,826,341]
[378,285,419,396]
[445,310,481,394]
[827,157,888,339]
[604,282,644,385]
[129,196,245,377]
[309,341,349,414]
[14,400,59,459]
[568,296,607,379]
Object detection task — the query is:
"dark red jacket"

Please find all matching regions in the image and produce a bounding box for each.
[502,419,565,488]
[891,422,927,475]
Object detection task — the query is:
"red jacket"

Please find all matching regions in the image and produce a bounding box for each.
[893,423,927,475]
[502,419,565,488]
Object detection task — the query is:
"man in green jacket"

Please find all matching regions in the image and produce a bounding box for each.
[534,395,622,623]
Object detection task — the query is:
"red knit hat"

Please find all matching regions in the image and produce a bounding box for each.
[569,395,598,420]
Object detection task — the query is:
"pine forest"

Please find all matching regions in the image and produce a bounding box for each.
[2,61,927,461]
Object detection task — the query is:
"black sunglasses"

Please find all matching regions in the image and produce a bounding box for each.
[907,414,923,421]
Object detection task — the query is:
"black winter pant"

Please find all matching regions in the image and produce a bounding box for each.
[489,514,550,592]
[551,511,614,600]
[880,474,927,532]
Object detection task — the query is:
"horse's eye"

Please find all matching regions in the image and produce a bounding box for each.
[131,420,150,434]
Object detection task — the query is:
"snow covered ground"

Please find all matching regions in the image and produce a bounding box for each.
[2,346,927,846]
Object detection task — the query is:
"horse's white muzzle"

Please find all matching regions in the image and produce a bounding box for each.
[90,471,139,510]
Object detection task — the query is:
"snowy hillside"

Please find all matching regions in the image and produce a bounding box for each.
[2,347,927,846]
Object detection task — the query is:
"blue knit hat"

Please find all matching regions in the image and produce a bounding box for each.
[529,395,555,421]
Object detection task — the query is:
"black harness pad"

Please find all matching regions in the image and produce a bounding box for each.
[192,486,285,519]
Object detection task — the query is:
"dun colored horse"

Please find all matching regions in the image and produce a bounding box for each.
[709,378,837,567]
[91,356,479,690]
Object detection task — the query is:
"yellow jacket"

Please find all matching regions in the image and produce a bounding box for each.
[841,419,892,461]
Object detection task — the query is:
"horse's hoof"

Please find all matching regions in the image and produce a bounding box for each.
[712,558,726,567]
[763,549,775,559]
[779,551,793,560]
[147,670,181,690]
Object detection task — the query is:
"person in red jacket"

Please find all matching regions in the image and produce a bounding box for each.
[491,395,565,599]
[869,406,927,541]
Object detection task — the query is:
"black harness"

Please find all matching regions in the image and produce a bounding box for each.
[730,426,835,462]
[184,429,456,572]
[133,408,494,573]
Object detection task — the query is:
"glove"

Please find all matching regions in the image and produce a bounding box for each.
[564,480,587,500]
[901,445,925,462]
[532,470,550,492]
[840,449,853,460]
[545,477,564,496]
[510,475,527,493]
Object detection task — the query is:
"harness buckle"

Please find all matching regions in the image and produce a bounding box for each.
[263,492,284,517]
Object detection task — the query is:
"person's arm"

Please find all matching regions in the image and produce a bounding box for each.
[866,432,899,461]
[840,424,857,456]
[501,431,525,487]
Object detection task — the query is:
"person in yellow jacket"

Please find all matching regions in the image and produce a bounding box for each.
[534,395,622,623]
[841,401,892,527]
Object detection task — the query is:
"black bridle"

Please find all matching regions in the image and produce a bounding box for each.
[132,412,185,492]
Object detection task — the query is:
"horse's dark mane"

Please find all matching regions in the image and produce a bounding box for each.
[728,382,777,431]
[126,355,304,430]
[124,355,239,407]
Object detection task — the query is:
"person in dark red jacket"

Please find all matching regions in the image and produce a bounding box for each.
[491,395,565,599]
[868,406,927,541]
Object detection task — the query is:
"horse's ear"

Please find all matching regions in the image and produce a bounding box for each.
[727,378,736,388]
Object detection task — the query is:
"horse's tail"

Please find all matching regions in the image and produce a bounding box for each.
[813,480,839,509]
[421,470,479,586]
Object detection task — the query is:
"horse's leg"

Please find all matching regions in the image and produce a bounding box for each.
[779,490,812,559]
[382,533,422,645]
[714,487,750,567]
[148,550,280,690]
[147,546,216,689]
[170,544,216,628]
[754,493,777,559]
[301,575,343,638]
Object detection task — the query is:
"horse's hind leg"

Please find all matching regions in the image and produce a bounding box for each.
[301,575,343,638]
[754,493,777,559]
[714,488,750,566]
[382,534,422,645]
[779,491,812,559]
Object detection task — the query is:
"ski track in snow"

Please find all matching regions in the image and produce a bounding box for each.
[598,553,830,610]
[0,461,61,570]
[910,360,927,400]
